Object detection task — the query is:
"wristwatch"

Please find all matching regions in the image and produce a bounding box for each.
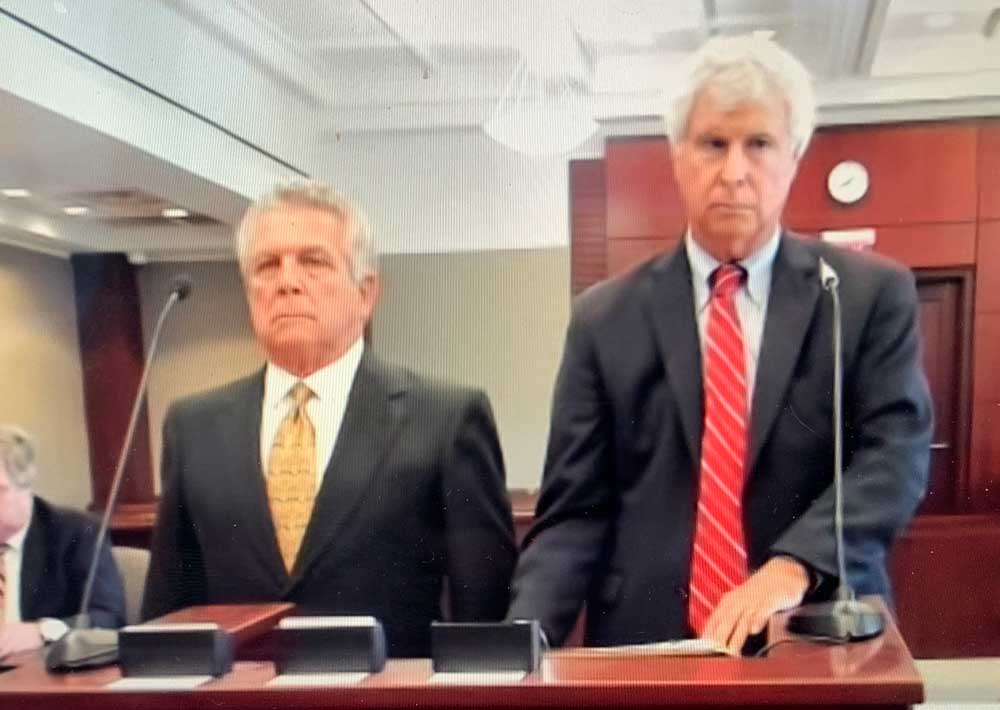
[38,618,70,643]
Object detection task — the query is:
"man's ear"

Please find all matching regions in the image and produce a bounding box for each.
[359,274,381,319]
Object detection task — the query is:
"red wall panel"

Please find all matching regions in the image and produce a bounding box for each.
[570,160,607,295]
[605,137,685,240]
[981,122,1000,220]
[72,254,155,512]
[891,516,1000,657]
[976,221,1000,312]
[973,312,1000,404]
[785,123,979,230]
[970,396,1000,512]
[869,224,976,268]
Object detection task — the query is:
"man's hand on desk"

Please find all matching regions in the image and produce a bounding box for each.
[700,557,810,655]
[0,622,44,657]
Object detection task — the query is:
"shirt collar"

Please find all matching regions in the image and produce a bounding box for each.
[264,337,365,410]
[685,226,781,309]
[3,498,33,553]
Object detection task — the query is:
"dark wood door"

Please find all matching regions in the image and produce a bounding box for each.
[914,272,972,515]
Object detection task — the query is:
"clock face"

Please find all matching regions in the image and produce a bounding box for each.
[827,160,870,205]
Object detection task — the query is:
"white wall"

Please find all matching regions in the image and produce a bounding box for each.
[0,243,91,507]
[314,128,571,254]
[138,248,570,492]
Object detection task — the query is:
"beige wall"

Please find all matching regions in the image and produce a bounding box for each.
[0,244,570,504]
[0,243,91,507]
[373,249,569,491]
[137,261,262,488]
[138,248,570,492]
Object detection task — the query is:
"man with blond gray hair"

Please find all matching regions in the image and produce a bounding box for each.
[510,35,931,654]
[143,181,517,657]
[0,425,124,658]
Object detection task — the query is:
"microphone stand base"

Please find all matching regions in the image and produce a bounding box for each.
[787,599,884,642]
[45,621,120,672]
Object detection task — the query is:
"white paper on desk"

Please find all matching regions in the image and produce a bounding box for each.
[268,672,369,687]
[565,639,733,657]
[106,675,213,691]
[429,671,527,685]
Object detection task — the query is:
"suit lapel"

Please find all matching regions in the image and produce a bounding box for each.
[643,244,704,465]
[287,352,407,587]
[223,371,288,588]
[748,235,821,473]
[19,500,46,619]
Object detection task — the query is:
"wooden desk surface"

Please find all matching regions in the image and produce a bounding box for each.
[0,600,922,710]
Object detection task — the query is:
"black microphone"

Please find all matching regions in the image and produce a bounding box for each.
[170,274,192,302]
[787,257,884,642]
[46,274,193,671]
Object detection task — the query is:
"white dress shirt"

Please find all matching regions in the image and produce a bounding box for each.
[2,504,31,624]
[259,338,365,486]
[685,227,781,402]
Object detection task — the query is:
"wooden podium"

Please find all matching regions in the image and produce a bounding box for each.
[0,599,922,710]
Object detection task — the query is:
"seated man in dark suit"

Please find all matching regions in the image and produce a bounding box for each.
[509,35,933,654]
[0,425,125,658]
[142,180,517,657]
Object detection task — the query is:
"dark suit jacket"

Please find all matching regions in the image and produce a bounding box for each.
[142,351,517,657]
[509,234,933,646]
[19,497,126,628]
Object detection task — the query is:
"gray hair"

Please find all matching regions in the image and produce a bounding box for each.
[664,35,816,159]
[0,424,38,489]
[235,180,378,282]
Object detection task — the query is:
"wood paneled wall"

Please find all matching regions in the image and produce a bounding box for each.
[72,254,157,544]
[784,123,979,230]
[569,161,608,296]
[568,119,1000,657]
[973,230,1000,509]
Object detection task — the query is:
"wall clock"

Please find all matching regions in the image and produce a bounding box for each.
[827,160,870,205]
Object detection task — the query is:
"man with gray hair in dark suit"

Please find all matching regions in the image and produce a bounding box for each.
[143,181,517,657]
[510,35,932,655]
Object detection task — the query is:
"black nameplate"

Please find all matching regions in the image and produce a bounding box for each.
[274,617,386,674]
[118,624,233,677]
[431,621,541,673]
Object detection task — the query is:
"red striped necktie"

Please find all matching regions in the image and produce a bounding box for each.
[688,263,749,635]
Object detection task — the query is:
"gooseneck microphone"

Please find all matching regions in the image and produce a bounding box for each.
[787,258,884,642]
[46,274,192,671]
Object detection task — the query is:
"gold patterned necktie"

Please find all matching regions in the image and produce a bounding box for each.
[266,382,317,573]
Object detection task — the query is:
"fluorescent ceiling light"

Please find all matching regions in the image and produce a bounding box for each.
[1,188,31,198]
[483,4,598,156]
[483,62,598,156]
[161,207,190,219]
[63,206,90,216]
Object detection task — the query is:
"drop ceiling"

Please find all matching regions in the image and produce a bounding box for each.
[0,0,998,258]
